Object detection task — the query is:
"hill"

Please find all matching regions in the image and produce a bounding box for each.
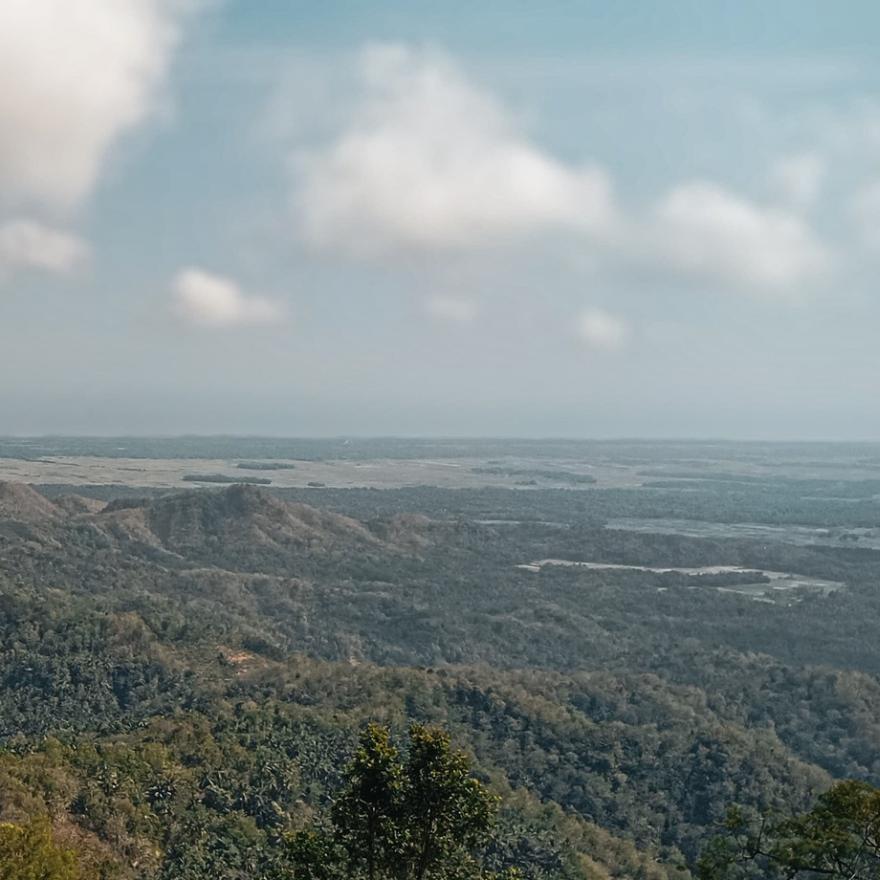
[0,480,60,522]
[0,479,879,878]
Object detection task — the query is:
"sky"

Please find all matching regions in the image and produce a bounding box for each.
[2,1,880,439]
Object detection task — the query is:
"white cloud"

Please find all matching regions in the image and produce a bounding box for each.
[849,180,880,249]
[425,295,478,323]
[0,220,89,274]
[576,308,629,350]
[0,0,192,212]
[770,152,826,207]
[293,45,615,258]
[289,45,832,300]
[649,181,830,290]
[172,268,283,327]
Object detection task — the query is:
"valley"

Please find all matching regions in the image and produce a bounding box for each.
[0,438,879,878]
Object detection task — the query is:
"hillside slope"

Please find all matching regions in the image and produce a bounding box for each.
[0,481,878,878]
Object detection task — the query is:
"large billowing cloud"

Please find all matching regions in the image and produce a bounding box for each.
[172,268,283,328]
[291,44,831,300]
[294,45,616,257]
[0,1,195,282]
[0,0,191,213]
[648,181,830,290]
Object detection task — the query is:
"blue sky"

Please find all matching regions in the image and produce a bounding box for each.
[2,1,880,437]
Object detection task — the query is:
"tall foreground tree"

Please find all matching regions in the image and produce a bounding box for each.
[699,780,880,880]
[284,723,503,880]
[332,723,405,880]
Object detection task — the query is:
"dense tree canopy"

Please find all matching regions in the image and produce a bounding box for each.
[0,818,81,880]
[0,463,879,880]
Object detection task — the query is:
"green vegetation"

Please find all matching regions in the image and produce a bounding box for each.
[701,780,880,880]
[471,467,597,485]
[1,439,880,878]
[0,818,82,880]
[182,474,273,485]
[286,723,500,880]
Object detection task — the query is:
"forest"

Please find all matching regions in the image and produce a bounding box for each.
[0,444,879,878]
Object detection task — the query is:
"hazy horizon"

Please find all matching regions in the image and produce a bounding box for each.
[4,433,880,446]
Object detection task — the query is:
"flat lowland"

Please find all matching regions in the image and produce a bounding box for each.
[0,454,637,490]
[3,438,880,496]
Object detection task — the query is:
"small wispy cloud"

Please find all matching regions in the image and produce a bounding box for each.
[647,181,831,291]
[848,179,880,250]
[576,307,629,351]
[769,152,826,208]
[425,294,478,323]
[0,219,88,274]
[172,268,283,328]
